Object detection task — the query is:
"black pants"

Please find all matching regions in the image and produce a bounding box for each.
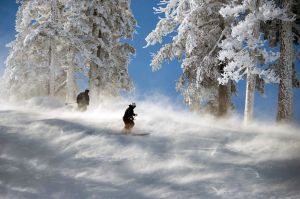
[123,117,134,130]
[78,103,87,112]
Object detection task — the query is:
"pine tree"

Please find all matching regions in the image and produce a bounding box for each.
[63,0,136,105]
[3,0,70,100]
[3,0,136,104]
[145,0,234,116]
[218,0,291,123]
[4,1,51,99]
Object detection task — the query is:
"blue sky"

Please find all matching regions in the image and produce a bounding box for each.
[0,0,299,123]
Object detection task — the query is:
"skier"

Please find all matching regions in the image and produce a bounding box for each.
[123,103,137,132]
[76,89,90,111]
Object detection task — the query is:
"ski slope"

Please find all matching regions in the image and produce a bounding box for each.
[0,98,299,199]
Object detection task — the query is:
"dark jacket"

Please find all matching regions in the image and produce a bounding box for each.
[123,105,136,120]
[77,92,89,106]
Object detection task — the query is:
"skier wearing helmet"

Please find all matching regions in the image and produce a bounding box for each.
[123,103,137,132]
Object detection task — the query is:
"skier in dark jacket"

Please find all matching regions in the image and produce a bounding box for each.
[77,89,89,111]
[123,103,137,132]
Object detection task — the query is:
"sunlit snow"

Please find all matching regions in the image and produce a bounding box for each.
[0,97,299,199]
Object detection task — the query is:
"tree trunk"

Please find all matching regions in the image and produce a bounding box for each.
[218,62,231,117]
[66,63,76,103]
[244,0,260,123]
[66,48,77,103]
[48,0,58,97]
[277,0,293,123]
[48,38,55,96]
[89,62,100,105]
[88,15,102,105]
[218,84,230,117]
[244,74,256,122]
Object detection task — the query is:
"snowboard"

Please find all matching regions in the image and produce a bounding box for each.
[121,128,150,136]
[130,133,150,136]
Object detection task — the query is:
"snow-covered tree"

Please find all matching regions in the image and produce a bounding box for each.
[3,0,136,104]
[92,0,135,104]
[4,1,49,99]
[145,0,235,116]
[3,0,70,100]
[218,0,292,122]
[276,0,300,123]
[62,0,136,105]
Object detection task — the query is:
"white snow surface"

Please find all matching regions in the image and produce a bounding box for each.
[0,97,300,199]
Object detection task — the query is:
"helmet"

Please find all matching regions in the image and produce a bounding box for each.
[130,102,136,107]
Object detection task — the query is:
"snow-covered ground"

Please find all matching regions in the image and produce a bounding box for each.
[0,98,299,199]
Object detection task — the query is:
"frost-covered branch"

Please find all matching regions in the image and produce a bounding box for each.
[218,0,288,85]
[146,0,233,112]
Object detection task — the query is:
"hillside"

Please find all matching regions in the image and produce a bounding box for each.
[0,98,299,199]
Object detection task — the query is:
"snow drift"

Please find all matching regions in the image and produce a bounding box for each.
[0,97,299,199]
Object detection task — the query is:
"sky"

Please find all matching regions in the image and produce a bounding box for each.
[0,0,299,124]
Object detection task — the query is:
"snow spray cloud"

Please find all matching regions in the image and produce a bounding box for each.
[5,94,300,162]
[16,94,300,163]
[0,95,300,198]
